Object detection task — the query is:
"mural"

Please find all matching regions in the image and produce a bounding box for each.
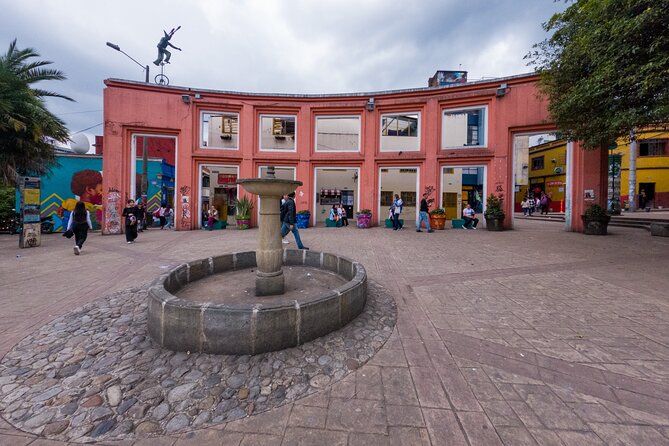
[105,187,122,234]
[179,185,191,229]
[60,169,103,231]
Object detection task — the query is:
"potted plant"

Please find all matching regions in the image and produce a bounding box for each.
[355,209,372,228]
[296,209,311,229]
[429,208,448,230]
[484,193,505,231]
[581,204,610,235]
[235,196,254,229]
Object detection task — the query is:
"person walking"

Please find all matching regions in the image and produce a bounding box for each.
[67,201,93,255]
[280,195,289,244]
[540,193,550,215]
[416,192,434,233]
[521,197,529,216]
[462,203,479,229]
[337,204,349,227]
[281,192,308,250]
[157,204,168,229]
[392,194,404,230]
[165,205,174,229]
[136,201,146,232]
[122,199,139,243]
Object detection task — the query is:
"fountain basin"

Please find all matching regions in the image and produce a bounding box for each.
[147,249,367,355]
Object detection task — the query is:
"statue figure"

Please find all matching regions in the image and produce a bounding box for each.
[153,26,181,66]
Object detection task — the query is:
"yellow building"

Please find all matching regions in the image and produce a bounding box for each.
[516,139,567,212]
[610,130,669,209]
[519,131,669,212]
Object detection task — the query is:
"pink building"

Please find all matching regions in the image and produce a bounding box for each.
[102,73,607,233]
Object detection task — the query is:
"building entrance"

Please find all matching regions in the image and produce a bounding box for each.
[379,167,419,227]
[314,167,359,226]
[199,165,239,229]
[441,166,486,221]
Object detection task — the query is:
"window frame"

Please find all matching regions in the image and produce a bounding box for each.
[314,115,362,153]
[639,139,667,157]
[259,114,298,152]
[441,105,488,149]
[531,156,545,171]
[199,110,240,150]
[379,112,421,152]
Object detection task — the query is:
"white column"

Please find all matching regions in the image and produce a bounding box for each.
[564,141,574,231]
[628,137,637,211]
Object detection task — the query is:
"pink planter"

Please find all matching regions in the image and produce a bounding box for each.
[356,213,372,228]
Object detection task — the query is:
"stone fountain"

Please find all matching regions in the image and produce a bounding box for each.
[147,167,368,355]
[236,166,302,296]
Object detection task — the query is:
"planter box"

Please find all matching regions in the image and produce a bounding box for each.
[582,215,610,235]
[384,218,403,228]
[236,217,251,230]
[296,213,310,229]
[430,214,447,230]
[485,216,505,231]
[325,218,341,228]
[451,219,465,229]
[356,213,372,228]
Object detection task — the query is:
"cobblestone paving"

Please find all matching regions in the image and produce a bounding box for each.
[1,221,669,445]
[0,281,395,443]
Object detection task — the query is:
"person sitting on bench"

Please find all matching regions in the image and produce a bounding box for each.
[462,203,479,229]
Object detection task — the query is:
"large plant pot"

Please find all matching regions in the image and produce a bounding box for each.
[430,214,447,230]
[581,215,610,235]
[356,213,372,228]
[485,216,505,231]
[296,213,310,229]
[236,216,251,230]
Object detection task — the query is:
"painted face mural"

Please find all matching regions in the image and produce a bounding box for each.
[60,170,103,230]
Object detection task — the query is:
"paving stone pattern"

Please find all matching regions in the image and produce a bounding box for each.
[1,220,668,445]
[0,282,396,442]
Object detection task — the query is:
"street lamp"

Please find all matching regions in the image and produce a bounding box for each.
[106,41,150,201]
[106,42,149,83]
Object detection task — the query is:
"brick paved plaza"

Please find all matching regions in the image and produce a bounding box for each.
[1,220,669,445]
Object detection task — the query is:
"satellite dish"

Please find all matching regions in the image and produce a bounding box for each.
[70,134,91,154]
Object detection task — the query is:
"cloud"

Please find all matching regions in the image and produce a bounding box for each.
[0,0,566,133]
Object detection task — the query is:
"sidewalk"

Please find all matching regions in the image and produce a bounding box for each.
[1,220,668,445]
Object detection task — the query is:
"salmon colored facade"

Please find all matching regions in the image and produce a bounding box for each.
[102,74,607,234]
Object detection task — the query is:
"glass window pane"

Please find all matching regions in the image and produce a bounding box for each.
[260,116,296,151]
[201,112,239,149]
[442,107,486,148]
[380,113,420,151]
[316,117,360,152]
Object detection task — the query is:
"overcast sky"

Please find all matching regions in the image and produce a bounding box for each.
[1,0,567,139]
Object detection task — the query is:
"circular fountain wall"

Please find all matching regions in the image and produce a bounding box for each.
[148,249,367,355]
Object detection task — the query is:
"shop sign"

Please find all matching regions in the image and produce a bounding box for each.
[546,181,563,187]
[218,174,237,184]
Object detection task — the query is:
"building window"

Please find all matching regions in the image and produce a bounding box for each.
[400,191,416,206]
[200,112,239,149]
[639,139,667,156]
[260,115,297,151]
[532,156,544,170]
[380,191,394,207]
[380,113,420,151]
[315,116,360,152]
[442,106,487,148]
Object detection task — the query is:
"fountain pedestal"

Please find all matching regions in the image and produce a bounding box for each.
[237,170,302,296]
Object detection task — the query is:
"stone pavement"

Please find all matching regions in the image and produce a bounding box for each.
[1,221,668,445]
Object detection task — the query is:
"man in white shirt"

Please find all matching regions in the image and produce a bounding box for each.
[462,203,479,229]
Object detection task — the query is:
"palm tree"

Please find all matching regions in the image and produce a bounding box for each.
[0,39,73,185]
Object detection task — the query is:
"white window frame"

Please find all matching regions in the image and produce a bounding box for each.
[377,166,421,223]
[257,165,297,221]
[439,164,487,218]
[315,115,361,153]
[199,110,240,150]
[130,133,178,214]
[259,114,298,152]
[379,112,421,152]
[313,167,361,227]
[197,164,240,229]
[441,105,488,149]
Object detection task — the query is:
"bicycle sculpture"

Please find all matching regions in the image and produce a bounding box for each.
[153,26,181,86]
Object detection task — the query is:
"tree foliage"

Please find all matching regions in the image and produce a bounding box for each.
[0,39,73,184]
[527,0,669,149]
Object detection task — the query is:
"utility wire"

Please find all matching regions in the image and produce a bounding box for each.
[71,122,103,135]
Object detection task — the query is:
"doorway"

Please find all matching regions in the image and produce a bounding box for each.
[379,167,419,226]
[130,134,177,219]
[441,166,486,220]
[313,167,359,226]
[198,164,239,229]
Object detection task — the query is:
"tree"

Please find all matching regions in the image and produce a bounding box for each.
[527,0,669,149]
[0,39,73,184]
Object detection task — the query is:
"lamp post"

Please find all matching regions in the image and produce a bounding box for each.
[106,42,149,83]
[106,42,150,202]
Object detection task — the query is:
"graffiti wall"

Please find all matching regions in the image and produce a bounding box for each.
[25,154,166,232]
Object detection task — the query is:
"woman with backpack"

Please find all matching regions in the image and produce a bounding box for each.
[122,199,139,244]
[66,201,93,255]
